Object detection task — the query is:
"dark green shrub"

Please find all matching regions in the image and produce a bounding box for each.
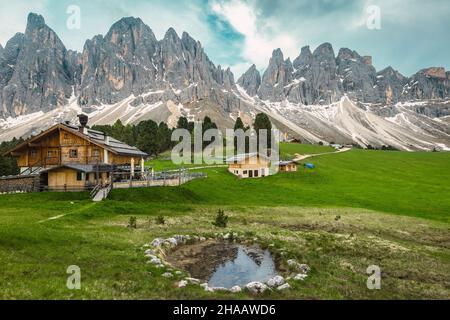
[128,216,137,229]
[155,215,165,225]
[213,209,228,228]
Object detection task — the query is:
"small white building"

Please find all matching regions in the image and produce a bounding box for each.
[226,153,270,179]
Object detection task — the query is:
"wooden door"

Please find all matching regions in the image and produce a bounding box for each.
[56,172,66,187]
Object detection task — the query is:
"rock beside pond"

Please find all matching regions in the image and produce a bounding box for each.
[230,286,242,293]
[185,277,201,284]
[149,257,162,265]
[165,238,178,247]
[294,273,308,281]
[287,260,310,274]
[173,235,186,244]
[277,283,291,291]
[267,276,285,288]
[297,264,310,275]
[245,282,269,295]
[151,238,164,247]
[162,272,173,278]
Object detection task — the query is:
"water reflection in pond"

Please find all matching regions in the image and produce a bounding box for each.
[165,240,278,289]
[208,245,277,288]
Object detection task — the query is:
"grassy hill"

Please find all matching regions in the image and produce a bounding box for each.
[0,145,449,299]
[131,147,450,222]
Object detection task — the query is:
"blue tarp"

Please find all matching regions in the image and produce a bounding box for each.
[305,163,315,169]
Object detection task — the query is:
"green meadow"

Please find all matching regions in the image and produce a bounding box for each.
[0,144,449,299]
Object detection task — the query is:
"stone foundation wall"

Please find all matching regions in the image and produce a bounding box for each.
[0,175,41,194]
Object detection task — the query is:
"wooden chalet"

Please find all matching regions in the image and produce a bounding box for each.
[3,115,148,191]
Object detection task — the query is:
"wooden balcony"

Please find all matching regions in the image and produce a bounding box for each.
[44,156,60,166]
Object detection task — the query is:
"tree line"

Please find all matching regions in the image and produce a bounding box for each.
[0,113,273,176]
[0,138,22,176]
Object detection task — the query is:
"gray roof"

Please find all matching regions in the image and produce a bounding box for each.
[63,123,148,157]
[275,161,296,166]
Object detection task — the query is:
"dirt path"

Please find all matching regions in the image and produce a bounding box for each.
[293,147,351,162]
[38,203,97,223]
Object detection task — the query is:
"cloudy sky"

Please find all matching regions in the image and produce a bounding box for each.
[0,0,449,77]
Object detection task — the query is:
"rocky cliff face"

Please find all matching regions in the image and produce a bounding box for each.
[240,43,449,107]
[78,17,242,115]
[403,68,450,101]
[237,64,261,97]
[0,14,245,119]
[258,49,293,101]
[0,13,74,118]
[0,13,449,151]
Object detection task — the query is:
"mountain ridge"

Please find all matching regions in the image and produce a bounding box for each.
[0,13,449,151]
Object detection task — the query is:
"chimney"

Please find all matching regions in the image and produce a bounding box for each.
[77,114,89,134]
[104,135,110,144]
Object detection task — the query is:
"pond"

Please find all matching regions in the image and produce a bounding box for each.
[165,239,278,288]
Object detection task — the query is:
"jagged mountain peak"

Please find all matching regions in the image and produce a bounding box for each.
[293,46,313,69]
[181,31,195,44]
[164,27,180,41]
[313,42,334,57]
[0,12,73,118]
[337,47,360,60]
[106,16,157,45]
[26,12,46,30]
[237,64,261,97]
[112,16,145,27]
[271,48,284,60]
[378,66,405,79]
[418,67,447,79]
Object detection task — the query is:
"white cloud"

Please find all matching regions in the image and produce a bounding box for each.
[211,0,301,75]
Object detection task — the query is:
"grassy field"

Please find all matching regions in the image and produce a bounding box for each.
[0,145,449,299]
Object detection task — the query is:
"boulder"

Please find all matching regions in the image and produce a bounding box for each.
[245,282,268,295]
[294,274,308,281]
[162,272,173,278]
[230,286,242,293]
[149,257,162,265]
[298,264,311,275]
[177,280,188,288]
[287,260,310,274]
[185,277,201,284]
[151,238,164,247]
[164,238,178,247]
[277,283,291,291]
[267,276,285,288]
